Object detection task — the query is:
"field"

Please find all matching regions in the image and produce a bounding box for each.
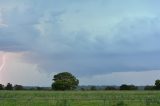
[0,91,160,106]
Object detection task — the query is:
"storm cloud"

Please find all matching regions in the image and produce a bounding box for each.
[1,0,160,85]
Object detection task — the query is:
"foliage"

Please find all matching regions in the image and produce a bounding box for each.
[120,84,138,90]
[80,88,86,91]
[0,84,4,90]
[36,87,42,90]
[105,86,117,90]
[155,79,160,90]
[144,86,155,90]
[14,85,24,90]
[52,72,79,90]
[90,86,97,90]
[5,83,13,90]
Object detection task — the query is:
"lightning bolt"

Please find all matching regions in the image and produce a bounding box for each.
[0,55,6,71]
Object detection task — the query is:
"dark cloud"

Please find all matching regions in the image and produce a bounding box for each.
[1,0,160,77]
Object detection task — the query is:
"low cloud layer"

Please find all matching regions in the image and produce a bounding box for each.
[80,70,160,86]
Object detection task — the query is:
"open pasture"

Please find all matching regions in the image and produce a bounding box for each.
[0,91,160,106]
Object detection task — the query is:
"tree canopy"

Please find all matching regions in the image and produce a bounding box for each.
[155,79,160,90]
[52,72,79,90]
[120,84,137,90]
[5,83,13,90]
[14,85,24,90]
[0,84,4,90]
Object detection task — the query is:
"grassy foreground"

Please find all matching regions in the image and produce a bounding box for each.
[0,91,160,106]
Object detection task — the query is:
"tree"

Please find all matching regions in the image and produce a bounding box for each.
[120,84,137,90]
[105,86,117,90]
[129,85,138,90]
[120,84,129,90]
[80,88,85,91]
[0,84,4,90]
[5,83,13,90]
[155,79,160,90]
[52,72,79,90]
[90,86,97,90]
[144,85,154,90]
[14,85,24,90]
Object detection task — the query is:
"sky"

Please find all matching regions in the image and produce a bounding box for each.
[0,0,160,86]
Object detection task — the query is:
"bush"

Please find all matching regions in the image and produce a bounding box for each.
[14,85,24,90]
[105,86,117,90]
[90,86,97,90]
[120,84,137,90]
[144,85,156,90]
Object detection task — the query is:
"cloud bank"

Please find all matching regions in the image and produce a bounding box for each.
[0,0,160,85]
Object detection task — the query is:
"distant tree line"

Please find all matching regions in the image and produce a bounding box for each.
[0,83,50,90]
[0,83,24,90]
[119,84,138,90]
[80,85,138,91]
[144,80,160,90]
[79,80,160,91]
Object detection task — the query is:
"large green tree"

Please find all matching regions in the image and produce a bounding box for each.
[0,84,4,90]
[155,79,160,90]
[52,72,79,90]
[5,83,13,90]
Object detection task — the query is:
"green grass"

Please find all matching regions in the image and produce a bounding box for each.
[0,91,160,106]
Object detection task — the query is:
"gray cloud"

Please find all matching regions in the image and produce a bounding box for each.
[1,0,160,78]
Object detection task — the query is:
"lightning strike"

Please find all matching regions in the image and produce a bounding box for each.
[0,55,6,71]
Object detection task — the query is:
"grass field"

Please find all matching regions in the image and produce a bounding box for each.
[0,91,160,106]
